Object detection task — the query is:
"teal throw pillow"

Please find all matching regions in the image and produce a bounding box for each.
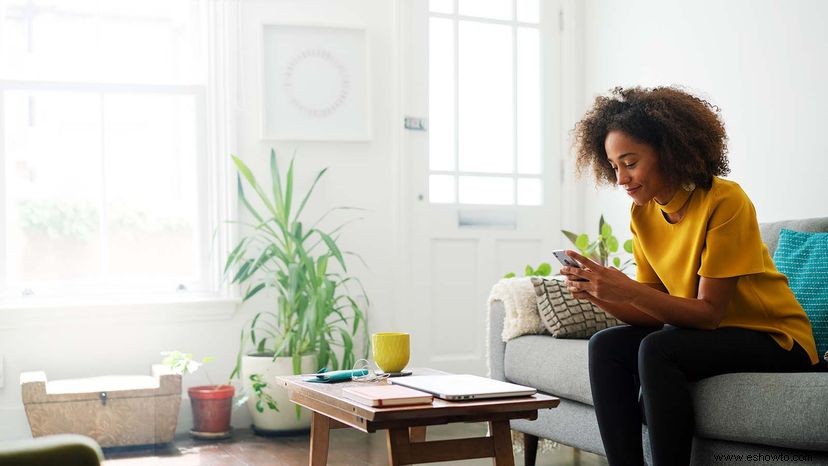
[772,229,828,360]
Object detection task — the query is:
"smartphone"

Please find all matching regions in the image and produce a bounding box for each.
[553,249,588,282]
[552,249,582,268]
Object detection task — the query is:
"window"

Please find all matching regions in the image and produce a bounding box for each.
[0,0,228,301]
[427,0,542,206]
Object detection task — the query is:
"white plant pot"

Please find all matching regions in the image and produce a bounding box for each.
[241,354,316,433]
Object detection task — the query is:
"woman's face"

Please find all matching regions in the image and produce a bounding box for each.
[604,130,674,205]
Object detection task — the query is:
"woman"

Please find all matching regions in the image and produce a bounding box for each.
[562,86,821,466]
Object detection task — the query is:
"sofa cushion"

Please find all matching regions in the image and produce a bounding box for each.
[504,335,593,405]
[692,372,828,451]
[772,228,828,359]
[531,277,622,339]
[759,217,828,256]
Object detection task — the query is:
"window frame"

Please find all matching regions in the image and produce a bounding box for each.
[0,0,239,309]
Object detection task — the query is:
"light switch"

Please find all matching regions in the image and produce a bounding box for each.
[404,116,428,131]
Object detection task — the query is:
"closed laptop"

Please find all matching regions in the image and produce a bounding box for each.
[390,374,537,401]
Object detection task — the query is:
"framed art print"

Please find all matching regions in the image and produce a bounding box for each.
[261,24,371,141]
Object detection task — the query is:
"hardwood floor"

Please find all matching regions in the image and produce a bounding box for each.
[103,424,608,466]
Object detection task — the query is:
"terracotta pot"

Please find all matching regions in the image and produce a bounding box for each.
[188,385,234,436]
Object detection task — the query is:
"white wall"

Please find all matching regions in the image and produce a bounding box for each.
[0,0,401,440]
[579,0,828,240]
[3,0,827,442]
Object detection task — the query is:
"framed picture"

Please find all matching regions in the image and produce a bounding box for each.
[261,24,371,141]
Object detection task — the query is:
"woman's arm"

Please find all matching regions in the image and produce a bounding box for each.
[572,284,665,327]
[562,251,739,330]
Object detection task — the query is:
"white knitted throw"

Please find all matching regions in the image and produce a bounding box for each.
[487,276,546,342]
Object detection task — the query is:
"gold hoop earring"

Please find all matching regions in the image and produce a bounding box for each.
[682,181,696,192]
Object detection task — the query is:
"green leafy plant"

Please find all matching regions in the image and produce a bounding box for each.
[562,214,634,271]
[504,263,551,279]
[225,149,369,385]
[503,215,634,278]
[248,373,278,413]
[161,351,216,384]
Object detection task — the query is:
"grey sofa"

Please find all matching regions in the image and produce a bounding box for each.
[488,217,828,465]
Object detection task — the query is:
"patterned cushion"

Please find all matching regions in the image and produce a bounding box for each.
[530,277,622,338]
[772,229,828,360]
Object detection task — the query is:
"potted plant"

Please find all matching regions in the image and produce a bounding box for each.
[504,215,634,278]
[225,150,369,434]
[161,351,235,439]
[561,214,634,272]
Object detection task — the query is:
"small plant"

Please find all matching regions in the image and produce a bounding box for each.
[504,263,551,279]
[503,215,634,278]
[562,214,633,271]
[161,351,216,384]
[248,374,278,413]
[162,351,235,437]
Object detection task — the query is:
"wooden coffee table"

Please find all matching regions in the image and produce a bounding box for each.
[276,369,559,466]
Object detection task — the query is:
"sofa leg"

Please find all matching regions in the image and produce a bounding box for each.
[523,433,539,466]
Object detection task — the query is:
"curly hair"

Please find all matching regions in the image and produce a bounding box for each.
[572,86,729,190]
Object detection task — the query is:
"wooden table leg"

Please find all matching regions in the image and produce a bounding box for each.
[489,420,515,466]
[386,427,410,466]
[409,426,427,443]
[524,432,539,466]
[310,411,331,466]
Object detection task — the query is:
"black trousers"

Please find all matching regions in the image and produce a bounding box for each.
[588,325,818,466]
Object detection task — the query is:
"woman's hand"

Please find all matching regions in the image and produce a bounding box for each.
[560,250,638,303]
[558,257,592,300]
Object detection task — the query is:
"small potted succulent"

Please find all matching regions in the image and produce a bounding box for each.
[161,351,235,439]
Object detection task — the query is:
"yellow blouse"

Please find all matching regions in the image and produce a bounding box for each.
[631,177,819,364]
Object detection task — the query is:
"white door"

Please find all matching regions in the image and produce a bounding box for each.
[398,0,564,375]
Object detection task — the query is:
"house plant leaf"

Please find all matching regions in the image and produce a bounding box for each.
[225,151,369,432]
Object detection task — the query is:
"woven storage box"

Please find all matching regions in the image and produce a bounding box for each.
[21,364,181,447]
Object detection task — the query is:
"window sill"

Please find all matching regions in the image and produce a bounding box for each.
[0,295,241,329]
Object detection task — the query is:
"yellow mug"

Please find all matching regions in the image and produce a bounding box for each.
[372,332,410,373]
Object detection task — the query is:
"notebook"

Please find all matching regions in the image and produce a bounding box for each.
[342,384,433,407]
[389,374,537,401]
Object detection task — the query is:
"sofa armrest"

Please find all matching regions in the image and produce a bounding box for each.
[0,434,103,466]
[488,299,507,381]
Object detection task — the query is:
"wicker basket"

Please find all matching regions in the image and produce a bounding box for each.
[21,365,181,447]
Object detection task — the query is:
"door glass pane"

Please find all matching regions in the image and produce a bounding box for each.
[4,90,102,282]
[458,0,512,20]
[429,174,456,203]
[429,18,455,171]
[103,94,199,280]
[517,27,541,175]
[517,177,542,206]
[429,0,454,14]
[516,0,539,23]
[458,21,513,174]
[458,176,513,205]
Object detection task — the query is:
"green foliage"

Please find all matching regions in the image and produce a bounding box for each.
[161,351,216,385]
[226,150,370,393]
[561,214,634,272]
[503,262,551,278]
[18,199,189,241]
[503,215,635,278]
[18,199,99,240]
[248,373,278,413]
